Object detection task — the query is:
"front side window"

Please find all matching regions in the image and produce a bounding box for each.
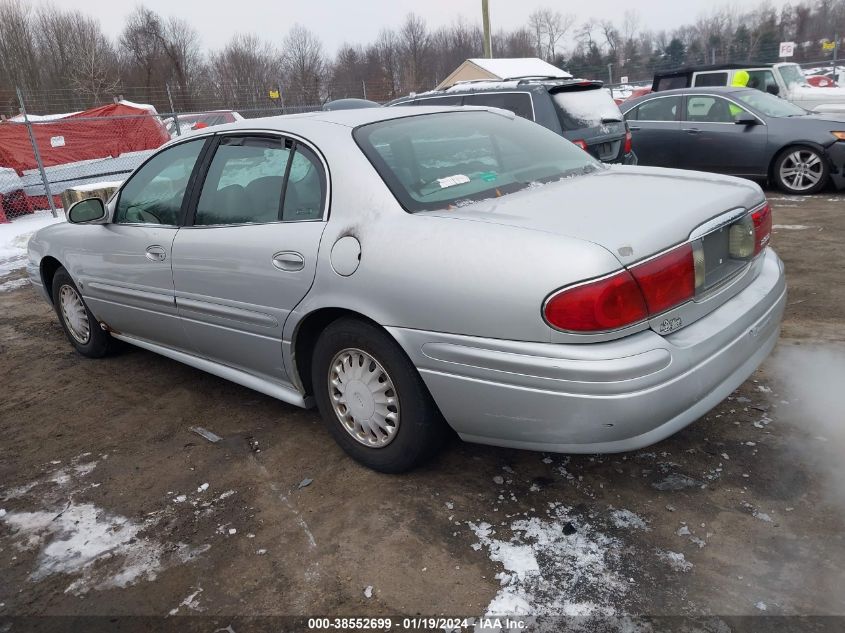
[114,138,205,225]
[195,137,291,226]
[685,96,738,123]
[735,90,806,117]
[354,111,601,213]
[746,70,778,94]
[778,64,807,88]
[634,96,681,122]
[463,93,533,120]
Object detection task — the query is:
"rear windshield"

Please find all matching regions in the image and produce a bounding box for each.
[354,111,601,213]
[551,87,623,131]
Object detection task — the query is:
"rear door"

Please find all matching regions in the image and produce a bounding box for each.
[171,134,328,382]
[79,137,208,350]
[624,95,682,167]
[679,94,768,176]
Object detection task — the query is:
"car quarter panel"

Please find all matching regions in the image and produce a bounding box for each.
[387,248,785,451]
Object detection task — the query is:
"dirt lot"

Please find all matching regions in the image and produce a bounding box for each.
[1,193,844,629]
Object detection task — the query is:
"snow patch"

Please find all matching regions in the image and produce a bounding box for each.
[656,549,693,572]
[1,502,209,594]
[609,509,649,531]
[0,210,64,276]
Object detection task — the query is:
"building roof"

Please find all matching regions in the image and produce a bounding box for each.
[435,58,571,90]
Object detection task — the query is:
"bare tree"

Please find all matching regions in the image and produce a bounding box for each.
[281,24,326,106]
[399,13,432,92]
[210,33,279,109]
[528,8,575,61]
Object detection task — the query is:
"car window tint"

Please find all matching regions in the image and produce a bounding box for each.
[114,139,205,225]
[746,70,778,93]
[462,93,533,120]
[636,96,680,122]
[686,96,737,123]
[281,145,326,221]
[693,72,729,87]
[551,88,623,130]
[195,138,290,225]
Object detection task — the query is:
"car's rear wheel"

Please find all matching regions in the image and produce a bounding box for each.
[52,267,113,358]
[311,317,446,473]
[773,146,829,195]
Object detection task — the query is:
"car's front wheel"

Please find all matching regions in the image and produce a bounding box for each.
[311,317,446,473]
[773,146,829,195]
[52,267,113,358]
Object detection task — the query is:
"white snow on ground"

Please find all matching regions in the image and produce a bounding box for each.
[0,455,210,595]
[609,509,650,531]
[656,549,693,572]
[0,210,64,276]
[469,503,628,618]
[0,278,29,292]
[169,587,204,615]
[773,225,812,230]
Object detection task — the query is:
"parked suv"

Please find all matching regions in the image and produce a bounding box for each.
[389,78,636,165]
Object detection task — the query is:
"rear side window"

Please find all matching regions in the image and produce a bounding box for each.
[655,76,688,91]
[462,93,533,120]
[414,95,463,107]
[282,146,326,221]
[633,96,681,122]
[550,88,622,130]
[195,137,291,226]
[693,72,729,87]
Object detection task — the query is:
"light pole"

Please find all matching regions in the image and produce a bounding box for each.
[482,0,492,58]
[607,63,614,86]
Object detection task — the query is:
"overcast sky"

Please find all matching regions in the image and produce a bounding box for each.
[67,0,787,54]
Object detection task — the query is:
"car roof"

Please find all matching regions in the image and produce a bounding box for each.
[654,63,773,77]
[621,86,756,110]
[390,77,602,103]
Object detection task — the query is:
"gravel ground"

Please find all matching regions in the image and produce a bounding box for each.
[0,193,843,630]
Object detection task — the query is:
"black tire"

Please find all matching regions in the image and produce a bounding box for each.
[311,317,447,473]
[773,145,829,195]
[51,267,113,358]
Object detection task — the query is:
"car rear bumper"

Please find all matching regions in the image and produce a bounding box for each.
[388,248,785,453]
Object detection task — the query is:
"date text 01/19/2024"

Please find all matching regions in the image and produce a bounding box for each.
[306,617,528,630]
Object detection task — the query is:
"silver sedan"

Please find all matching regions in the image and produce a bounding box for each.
[26,106,786,472]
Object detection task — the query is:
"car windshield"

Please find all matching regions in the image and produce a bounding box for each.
[735,91,807,117]
[354,111,602,213]
[779,64,807,88]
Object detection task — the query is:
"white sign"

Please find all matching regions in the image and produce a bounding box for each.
[620,76,629,84]
[779,41,796,58]
[50,136,65,148]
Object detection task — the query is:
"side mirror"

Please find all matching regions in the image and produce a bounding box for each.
[734,113,758,126]
[766,84,780,96]
[67,197,107,224]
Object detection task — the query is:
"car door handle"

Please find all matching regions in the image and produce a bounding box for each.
[272,251,304,272]
[682,128,701,134]
[145,245,167,262]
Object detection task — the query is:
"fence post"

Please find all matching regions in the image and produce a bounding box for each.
[166,83,181,136]
[16,87,57,218]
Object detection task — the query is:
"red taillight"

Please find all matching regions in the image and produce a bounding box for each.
[544,270,648,332]
[572,139,588,151]
[629,243,695,315]
[544,243,696,332]
[624,130,633,154]
[752,203,772,255]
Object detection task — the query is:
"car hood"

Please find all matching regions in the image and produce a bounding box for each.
[791,85,845,100]
[420,165,765,266]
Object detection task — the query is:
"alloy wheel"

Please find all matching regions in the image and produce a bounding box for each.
[779,150,824,192]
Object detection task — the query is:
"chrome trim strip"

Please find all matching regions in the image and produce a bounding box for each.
[176,296,279,328]
[86,281,174,307]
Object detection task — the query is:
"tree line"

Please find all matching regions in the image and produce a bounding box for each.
[1,0,843,116]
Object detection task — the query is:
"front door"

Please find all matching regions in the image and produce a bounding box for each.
[78,137,208,350]
[171,135,328,382]
[678,95,768,176]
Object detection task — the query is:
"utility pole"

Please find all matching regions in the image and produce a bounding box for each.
[833,32,839,83]
[482,0,492,59]
[607,63,614,86]
[17,87,57,218]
